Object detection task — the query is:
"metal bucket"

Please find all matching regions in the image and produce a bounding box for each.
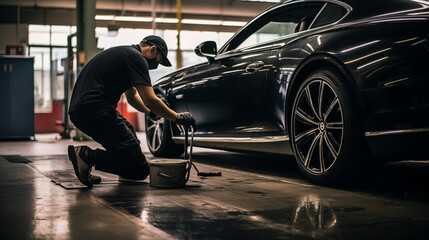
[148,159,189,188]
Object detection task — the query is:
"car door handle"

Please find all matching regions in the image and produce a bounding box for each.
[245,61,264,73]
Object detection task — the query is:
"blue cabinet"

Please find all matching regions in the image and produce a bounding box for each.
[0,56,35,139]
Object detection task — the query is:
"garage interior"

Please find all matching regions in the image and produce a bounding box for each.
[1,0,429,239]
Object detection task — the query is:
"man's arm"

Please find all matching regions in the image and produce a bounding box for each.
[134,84,178,121]
[125,87,151,113]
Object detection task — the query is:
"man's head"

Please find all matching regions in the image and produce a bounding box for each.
[139,35,172,69]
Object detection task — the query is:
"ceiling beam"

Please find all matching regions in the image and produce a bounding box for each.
[1,5,255,32]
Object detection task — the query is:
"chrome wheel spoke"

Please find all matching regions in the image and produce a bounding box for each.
[327,131,340,149]
[296,128,319,143]
[318,81,325,119]
[326,122,343,130]
[324,132,338,159]
[304,85,321,121]
[296,107,319,126]
[304,132,322,168]
[319,134,325,173]
[151,127,157,148]
[147,124,156,132]
[324,97,339,121]
[157,126,163,145]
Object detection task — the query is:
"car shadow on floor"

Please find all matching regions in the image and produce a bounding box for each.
[191,149,429,202]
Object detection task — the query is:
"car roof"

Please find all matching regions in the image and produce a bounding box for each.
[275,0,429,22]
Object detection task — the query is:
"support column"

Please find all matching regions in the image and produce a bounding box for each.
[176,0,182,69]
[151,0,156,34]
[73,0,99,141]
[77,0,98,71]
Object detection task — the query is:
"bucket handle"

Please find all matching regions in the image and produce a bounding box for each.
[157,169,186,179]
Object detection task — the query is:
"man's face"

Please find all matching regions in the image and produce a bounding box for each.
[149,45,163,64]
[155,50,163,64]
[145,45,163,70]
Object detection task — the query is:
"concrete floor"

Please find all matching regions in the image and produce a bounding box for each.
[1,133,429,240]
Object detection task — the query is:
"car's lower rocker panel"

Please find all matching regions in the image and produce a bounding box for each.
[172,135,294,155]
[365,128,429,160]
[365,128,429,137]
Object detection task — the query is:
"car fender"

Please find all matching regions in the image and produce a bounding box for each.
[285,53,367,132]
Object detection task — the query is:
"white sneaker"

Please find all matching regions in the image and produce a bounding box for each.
[68,145,94,187]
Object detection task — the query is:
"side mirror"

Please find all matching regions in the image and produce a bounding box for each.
[194,41,217,63]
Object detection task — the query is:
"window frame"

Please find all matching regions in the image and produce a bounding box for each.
[217,0,351,56]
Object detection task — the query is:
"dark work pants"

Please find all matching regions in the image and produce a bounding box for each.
[69,107,148,179]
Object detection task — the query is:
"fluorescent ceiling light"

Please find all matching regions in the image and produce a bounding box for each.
[182,19,222,25]
[115,16,152,22]
[182,19,246,26]
[155,18,179,23]
[95,15,152,22]
[219,21,247,26]
[95,15,246,26]
[236,0,281,2]
[95,15,115,21]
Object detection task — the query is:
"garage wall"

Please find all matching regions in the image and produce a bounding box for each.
[0,24,28,54]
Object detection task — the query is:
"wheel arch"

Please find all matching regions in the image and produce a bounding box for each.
[285,53,365,133]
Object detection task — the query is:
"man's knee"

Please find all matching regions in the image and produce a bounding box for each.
[121,162,149,179]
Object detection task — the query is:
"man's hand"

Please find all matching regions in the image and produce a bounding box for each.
[175,112,197,130]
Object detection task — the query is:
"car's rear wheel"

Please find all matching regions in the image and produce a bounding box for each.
[290,68,370,185]
[145,97,184,157]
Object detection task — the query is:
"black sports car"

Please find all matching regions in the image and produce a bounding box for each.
[145,0,429,184]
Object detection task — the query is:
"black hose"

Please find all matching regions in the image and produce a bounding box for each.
[184,124,221,177]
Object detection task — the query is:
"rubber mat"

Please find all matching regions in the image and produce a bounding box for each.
[44,170,90,189]
[0,155,32,163]
[25,155,120,189]
[44,169,119,189]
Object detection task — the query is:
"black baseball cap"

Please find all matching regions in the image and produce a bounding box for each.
[140,35,172,67]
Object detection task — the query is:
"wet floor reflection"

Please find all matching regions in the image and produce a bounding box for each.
[32,171,71,239]
[92,184,342,239]
[0,158,36,240]
[88,156,429,240]
[292,195,338,238]
[67,192,148,240]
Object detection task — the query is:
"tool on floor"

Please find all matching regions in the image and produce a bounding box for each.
[149,124,221,188]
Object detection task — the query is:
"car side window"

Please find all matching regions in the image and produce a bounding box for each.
[236,21,298,50]
[234,2,326,51]
[309,3,347,29]
[225,2,348,53]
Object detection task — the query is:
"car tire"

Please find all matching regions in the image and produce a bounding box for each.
[145,98,184,158]
[290,68,370,185]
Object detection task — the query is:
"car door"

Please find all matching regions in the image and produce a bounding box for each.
[185,43,273,137]
[185,1,339,138]
[184,1,309,138]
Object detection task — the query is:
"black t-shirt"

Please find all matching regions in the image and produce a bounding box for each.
[69,45,151,113]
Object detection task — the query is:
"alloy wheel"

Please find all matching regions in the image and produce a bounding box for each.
[146,117,165,152]
[292,79,344,174]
